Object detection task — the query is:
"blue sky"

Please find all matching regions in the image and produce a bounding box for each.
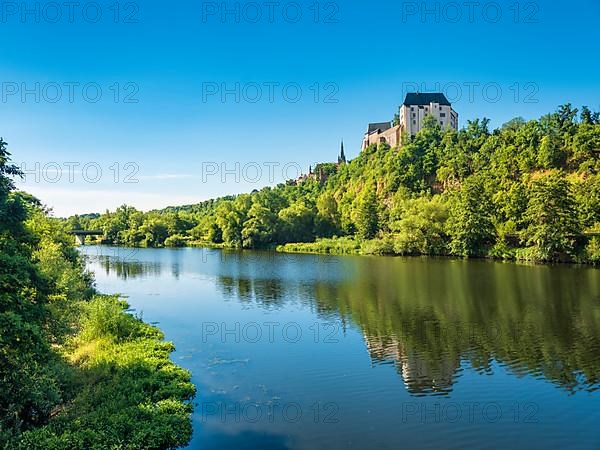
[1,0,599,216]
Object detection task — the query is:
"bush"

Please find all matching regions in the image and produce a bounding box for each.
[277,237,360,254]
[79,296,140,343]
[583,236,600,264]
[164,234,188,248]
[361,237,395,255]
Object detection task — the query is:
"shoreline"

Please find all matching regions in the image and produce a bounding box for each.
[82,240,600,267]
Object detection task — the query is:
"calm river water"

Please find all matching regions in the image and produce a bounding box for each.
[80,246,600,450]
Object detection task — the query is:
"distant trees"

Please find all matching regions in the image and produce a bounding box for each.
[278,201,315,243]
[315,192,341,237]
[242,203,277,248]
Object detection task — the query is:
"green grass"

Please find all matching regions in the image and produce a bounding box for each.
[277,237,361,255]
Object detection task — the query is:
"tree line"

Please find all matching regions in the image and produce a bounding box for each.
[69,105,600,263]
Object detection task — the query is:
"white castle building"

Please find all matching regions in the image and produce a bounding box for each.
[362,92,459,150]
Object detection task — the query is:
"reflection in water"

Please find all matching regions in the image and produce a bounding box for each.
[364,334,460,396]
[88,247,600,396]
[217,276,287,307]
[213,256,600,396]
[94,255,163,280]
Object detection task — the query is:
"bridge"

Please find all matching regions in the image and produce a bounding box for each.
[70,230,103,245]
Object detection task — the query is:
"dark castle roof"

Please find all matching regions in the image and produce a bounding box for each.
[403,92,451,106]
[367,122,392,133]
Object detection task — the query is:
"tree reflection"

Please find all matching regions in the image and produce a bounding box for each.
[95,255,162,280]
[215,254,600,396]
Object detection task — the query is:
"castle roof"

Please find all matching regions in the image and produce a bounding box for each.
[367,122,392,134]
[403,92,451,106]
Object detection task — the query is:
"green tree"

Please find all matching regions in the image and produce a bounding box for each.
[580,106,599,125]
[139,216,169,247]
[447,174,496,256]
[242,202,278,248]
[315,192,341,237]
[278,201,315,243]
[390,195,449,255]
[538,133,566,169]
[0,138,64,440]
[524,171,580,261]
[354,186,379,240]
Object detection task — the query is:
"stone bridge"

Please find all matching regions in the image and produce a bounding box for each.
[70,230,103,245]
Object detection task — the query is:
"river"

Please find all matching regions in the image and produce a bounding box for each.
[80,246,600,450]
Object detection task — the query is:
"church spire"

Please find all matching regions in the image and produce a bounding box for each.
[338,139,347,164]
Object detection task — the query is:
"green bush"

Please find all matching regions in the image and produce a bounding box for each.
[17,296,195,450]
[277,237,360,254]
[79,296,141,343]
[361,237,395,255]
[164,234,188,248]
[584,236,600,264]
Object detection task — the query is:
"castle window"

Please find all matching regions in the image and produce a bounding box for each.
[440,112,446,117]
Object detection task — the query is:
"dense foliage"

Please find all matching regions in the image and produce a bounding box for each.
[71,105,600,263]
[0,138,195,449]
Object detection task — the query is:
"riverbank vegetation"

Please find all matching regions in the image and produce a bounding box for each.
[0,138,195,448]
[69,105,600,263]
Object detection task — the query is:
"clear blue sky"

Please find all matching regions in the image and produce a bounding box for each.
[2,0,599,216]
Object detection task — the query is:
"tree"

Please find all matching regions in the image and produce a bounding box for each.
[278,201,315,243]
[191,215,222,243]
[524,171,580,261]
[139,216,169,247]
[447,174,496,256]
[555,103,579,135]
[0,138,64,439]
[354,186,379,240]
[580,106,599,125]
[315,192,341,237]
[390,195,449,255]
[538,133,566,169]
[242,202,278,248]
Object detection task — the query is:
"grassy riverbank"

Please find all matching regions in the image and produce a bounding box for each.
[277,234,600,263]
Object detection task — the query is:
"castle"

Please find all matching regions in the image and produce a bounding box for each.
[295,94,458,184]
[362,92,458,150]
